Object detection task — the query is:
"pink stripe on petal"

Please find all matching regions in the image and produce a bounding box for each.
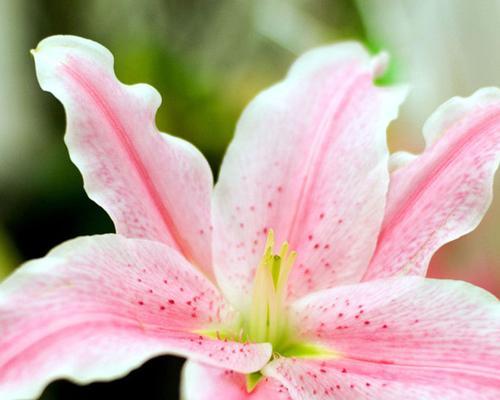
[32,36,214,277]
[0,235,271,400]
[213,43,406,309]
[270,277,500,399]
[365,87,500,280]
[181,361,291,400]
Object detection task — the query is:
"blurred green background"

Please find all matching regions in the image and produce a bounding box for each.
[0,1,499,399]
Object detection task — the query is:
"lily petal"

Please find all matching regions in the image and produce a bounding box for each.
[181,361,291,400]
[32,35,214,277]
[213,43,406,308]
[264,277,500,399]
[364,88,500,280]
[265,357,499,400]
[0,235,271,400]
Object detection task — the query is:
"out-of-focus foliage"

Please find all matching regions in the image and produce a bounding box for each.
[0,228,18,280]
[0,0,48,190]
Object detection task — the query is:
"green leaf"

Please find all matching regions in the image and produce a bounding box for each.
[0,227,18,281]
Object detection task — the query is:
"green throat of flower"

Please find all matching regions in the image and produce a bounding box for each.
[245,229,296,348]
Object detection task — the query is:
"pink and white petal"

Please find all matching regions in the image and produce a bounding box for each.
[267,277,500,399]
[264,357,499,400]
[364,88,500,280]
[32,35,213,277]
[0,235,271,400]
[181,361,292,400]
[213,42,406,309]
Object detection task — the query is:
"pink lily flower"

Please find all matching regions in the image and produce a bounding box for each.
[1,35,499,399]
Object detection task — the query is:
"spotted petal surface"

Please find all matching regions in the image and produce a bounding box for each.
[213,43,406,310]
[0,235,271,400]
[263,277,500,399]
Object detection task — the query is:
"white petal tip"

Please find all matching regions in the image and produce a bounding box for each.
[32,35,113,68]
[423,86,500,147]
[288,41,371,79]
[32,35,115,95]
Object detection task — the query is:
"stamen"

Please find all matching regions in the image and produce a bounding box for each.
[247,229,297,346]
[197,230,337,394]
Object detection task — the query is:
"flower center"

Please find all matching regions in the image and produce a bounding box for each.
[245,229,296,349]
[197,230,336,391]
